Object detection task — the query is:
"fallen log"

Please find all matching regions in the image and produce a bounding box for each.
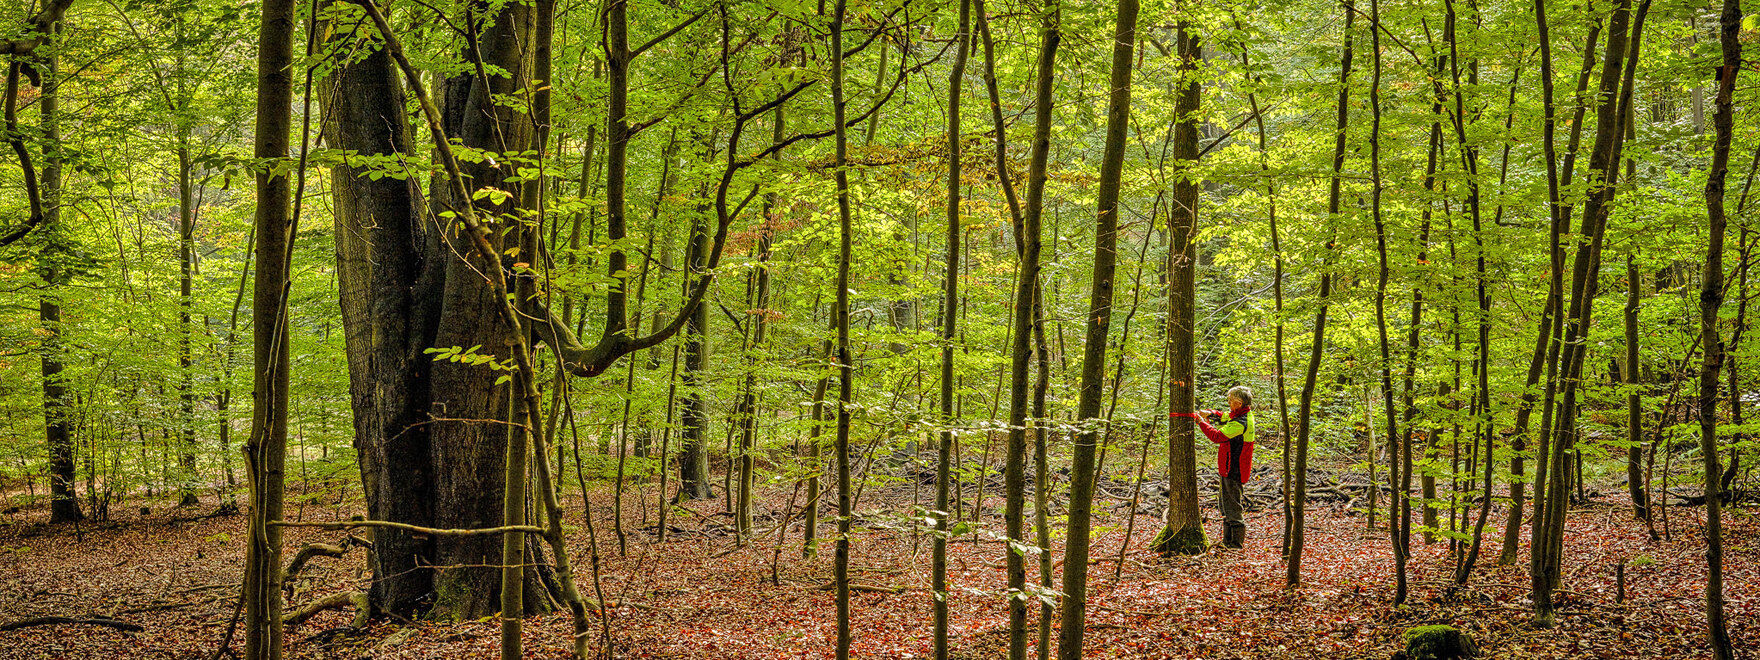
[0,616,144,633]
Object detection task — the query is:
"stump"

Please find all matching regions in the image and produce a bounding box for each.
[1403,625,1476,660]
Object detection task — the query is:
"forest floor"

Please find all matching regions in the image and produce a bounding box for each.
[0,471,1755,660]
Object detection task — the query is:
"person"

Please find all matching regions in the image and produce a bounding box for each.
[1172,386,1255,548]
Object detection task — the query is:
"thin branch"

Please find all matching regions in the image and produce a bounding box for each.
[272,519,547,537]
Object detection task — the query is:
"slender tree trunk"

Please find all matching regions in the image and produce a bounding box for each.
[1446,0,1497,585]
[1238,37,1291,560]
[177,137,199,507]
[244,0,295,652]
[1625,253,1651,524]
[803,335,830,558]
[1289,0,1353,589]
[988,0,1057,653]
[679,209,714,500]
[1698,0,1739,654]
[829,0,855,655]
[934,1,970,655]
[1367,0,1405,602]
[1532,21,1607,534]
[1534,0,1649,626]
[1501,0,1573,566]
[1057,0,1135,654]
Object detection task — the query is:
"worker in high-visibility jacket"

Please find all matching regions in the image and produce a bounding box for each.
[1172,386,1255,548]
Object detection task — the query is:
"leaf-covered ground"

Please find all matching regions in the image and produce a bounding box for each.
[1,481,1754,659]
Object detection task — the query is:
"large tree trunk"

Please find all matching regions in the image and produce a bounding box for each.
[323,0,553,621]
[1057,0,1135,655]
[37,27,79,525]
[424,1,556,619]
[322,11,443,616]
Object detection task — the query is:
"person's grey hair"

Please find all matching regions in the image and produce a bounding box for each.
[1227,386,1253,408]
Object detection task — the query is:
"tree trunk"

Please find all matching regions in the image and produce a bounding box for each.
[1289,0,1353,589]
[829,1,855,655]
[935,0,970,656]
[1446,0,1496,585]
[1367,0,1410,601]
[679,208,715,501]
[1625,254,1651,524]
[321,10,441,615]
[1698,0,1738,654]
[1534,0,1648,626]
[324,0,555,621]
[244,0,294,652]
[37,27,79,525]
[1058,0,1135,654]
[1156,19,1204,558]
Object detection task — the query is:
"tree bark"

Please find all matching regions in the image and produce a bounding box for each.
[321,6,441,615]
[1534,0,1649,626]
[829,0,855,655]
[935,0,970,655]
[1625,254,1651,524]
[35,22,79,525]
[1057,0,1135,654]
[1156,17,1204,558]
[678,202,715,501]
[1698,0,1739,654]
[244,0,295,653]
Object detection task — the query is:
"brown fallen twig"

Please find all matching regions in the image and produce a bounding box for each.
[0,616,144,633]
[813,581,904,594]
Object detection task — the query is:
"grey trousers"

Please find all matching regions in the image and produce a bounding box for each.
[1220,477,1246,547]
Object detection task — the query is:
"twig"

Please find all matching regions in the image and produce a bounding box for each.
[813,581,903,594]
[0,616,144,633]
[271,520,544,537]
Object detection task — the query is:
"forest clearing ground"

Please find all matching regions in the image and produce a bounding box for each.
[0,481,1753,659]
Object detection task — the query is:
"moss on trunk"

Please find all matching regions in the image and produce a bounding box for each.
[1151,522,1206,556]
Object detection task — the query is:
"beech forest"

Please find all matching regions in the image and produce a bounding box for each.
[0,0,1754,656]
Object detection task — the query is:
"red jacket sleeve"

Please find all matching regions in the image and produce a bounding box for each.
[1194,418,1229,444]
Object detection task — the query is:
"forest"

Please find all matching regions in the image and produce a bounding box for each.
[0,0,1754,655]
